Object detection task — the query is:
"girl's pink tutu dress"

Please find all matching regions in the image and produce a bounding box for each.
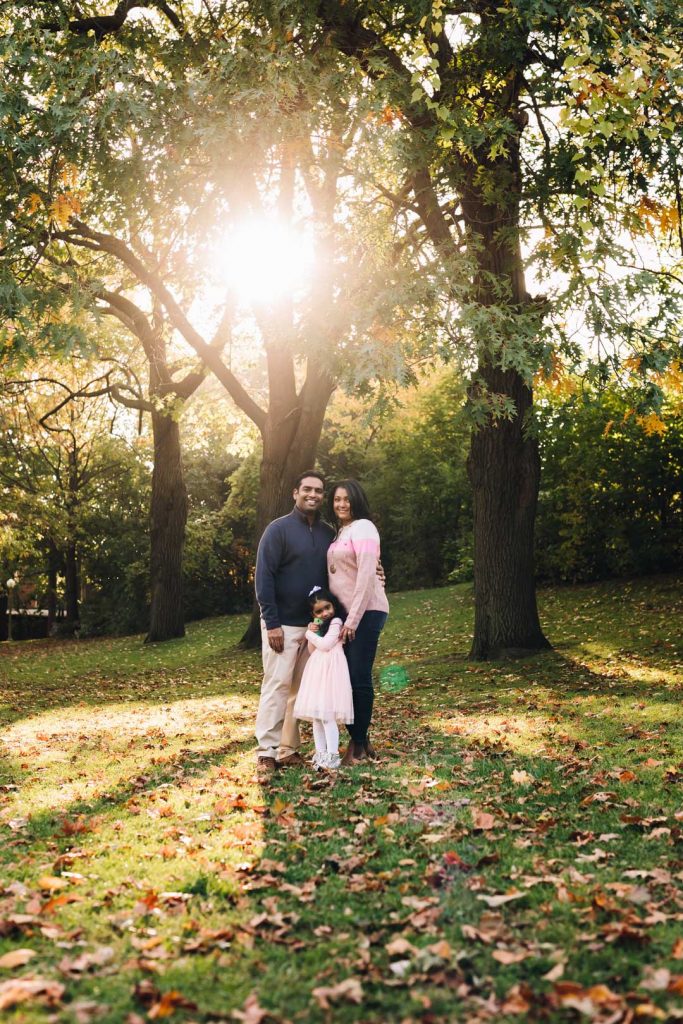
[294,618,354,724]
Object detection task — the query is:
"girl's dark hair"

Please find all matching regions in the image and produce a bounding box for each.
[327,478,372,524]
[307,586,347,636]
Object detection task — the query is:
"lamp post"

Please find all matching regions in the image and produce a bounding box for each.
[6,578,16,642]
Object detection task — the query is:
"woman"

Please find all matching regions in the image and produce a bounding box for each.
[327,479,389,765]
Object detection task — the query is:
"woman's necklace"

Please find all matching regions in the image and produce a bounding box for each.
[329,521,351,574]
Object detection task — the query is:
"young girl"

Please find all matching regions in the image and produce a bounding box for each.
[293,586,354,770]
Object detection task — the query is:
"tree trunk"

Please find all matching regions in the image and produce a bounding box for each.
[64,541,80,629]
[467,366,550,658]
[146,409,187,642]
[46,540,59,632]
[240,367,335,648]
[460,116,551,659]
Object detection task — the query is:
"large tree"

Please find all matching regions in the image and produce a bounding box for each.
[0,2,428,643]
[302,0,683,657]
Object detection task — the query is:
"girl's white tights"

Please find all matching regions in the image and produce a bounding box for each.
[312,719,339,755]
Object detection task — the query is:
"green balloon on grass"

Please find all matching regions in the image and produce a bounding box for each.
[380,665,410,693]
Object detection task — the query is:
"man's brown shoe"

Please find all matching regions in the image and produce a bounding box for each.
[257,756,277,783]
[276,751,305,769]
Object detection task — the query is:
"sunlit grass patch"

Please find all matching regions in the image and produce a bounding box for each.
[429,710,554,755]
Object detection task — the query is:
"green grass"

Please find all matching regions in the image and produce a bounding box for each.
[0,574,682,1022]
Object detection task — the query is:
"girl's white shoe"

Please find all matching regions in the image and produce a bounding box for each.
[311,752,340,771]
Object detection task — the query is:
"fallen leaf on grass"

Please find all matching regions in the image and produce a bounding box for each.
[148,990,198,1019]
[552,981,624,1015]
[471,807,496,831]
[673,938,683,959]
[0,948,37,969]
[231,991,281,1023]
[59,815,93,836]
[385,937,417,957]
[133,980,197,1018]
[492,948,529,965]
[312,977,363,1009]
[0,977,65,1010]
[510,770,534,786]
[41,892,86,914]
[501,983,533,1013]
[58,946,114,976]
[427,939,453,959]
[640,966,671,991]
[477,891,526,908]
[71,998,107,1023]
[38,875,70,891]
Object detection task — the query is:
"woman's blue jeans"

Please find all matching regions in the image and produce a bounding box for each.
[344,610,388,744]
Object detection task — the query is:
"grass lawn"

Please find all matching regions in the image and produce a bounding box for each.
[0,573,682,1023]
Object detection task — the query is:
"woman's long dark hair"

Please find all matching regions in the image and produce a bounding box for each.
[307,586,347,636]
[327,478,372,525]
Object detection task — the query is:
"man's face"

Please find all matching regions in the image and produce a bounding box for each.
[293,476,324,514]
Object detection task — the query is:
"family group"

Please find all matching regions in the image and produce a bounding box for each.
[254,472,389,781]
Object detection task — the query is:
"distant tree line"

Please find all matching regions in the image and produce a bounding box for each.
[3,370,680,639]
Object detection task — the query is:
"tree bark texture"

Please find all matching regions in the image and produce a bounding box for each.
[466,367,549,658]
[46,540,59,631]
[460,131,550,659]
[64,541,80,628]
[146,408,187,642]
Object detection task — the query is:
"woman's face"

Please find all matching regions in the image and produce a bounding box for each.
[312,599,335,621]
[333,487,352,524]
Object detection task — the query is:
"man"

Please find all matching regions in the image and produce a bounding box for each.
[254,470,334,782]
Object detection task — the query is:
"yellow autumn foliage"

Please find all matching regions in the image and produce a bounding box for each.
[26,192,43,215]
[636,411,667,436]
[622,354,642,373]
[635,195,680,236]
[656,360,683,396]
[49,191,82,229]
[534,353,577,399]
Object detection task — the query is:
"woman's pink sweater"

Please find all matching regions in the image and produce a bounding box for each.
[327,519,389,630]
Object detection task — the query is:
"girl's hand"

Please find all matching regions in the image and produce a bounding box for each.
[308,621,320,632]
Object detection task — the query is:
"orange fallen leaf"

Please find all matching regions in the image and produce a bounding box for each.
[148,990,197,1018]
[38,875,69,892]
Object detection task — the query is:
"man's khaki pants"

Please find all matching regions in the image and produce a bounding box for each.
[255,623,310,760]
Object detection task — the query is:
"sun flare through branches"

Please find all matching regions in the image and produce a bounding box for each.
[213,218,315,305]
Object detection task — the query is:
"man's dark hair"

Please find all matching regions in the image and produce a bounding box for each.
[293,469,325,490]
[328,478,372,523]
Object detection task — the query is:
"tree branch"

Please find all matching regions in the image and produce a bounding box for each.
[54,221,267,430]
[43,0,184,39]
